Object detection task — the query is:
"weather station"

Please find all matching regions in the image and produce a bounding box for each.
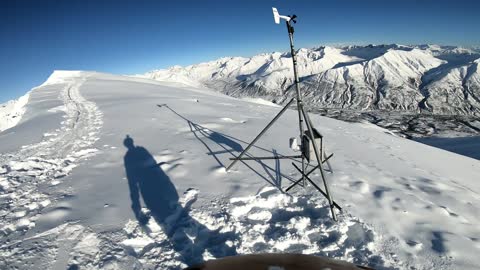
[226,7,341,221]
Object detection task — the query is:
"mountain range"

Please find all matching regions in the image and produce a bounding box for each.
[144,44,480,116]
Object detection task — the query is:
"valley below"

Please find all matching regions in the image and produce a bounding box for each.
[313,108,480,159]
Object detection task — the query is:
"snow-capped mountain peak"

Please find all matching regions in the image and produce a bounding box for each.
[144,44,480,115]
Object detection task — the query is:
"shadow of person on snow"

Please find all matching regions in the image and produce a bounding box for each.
[123,135,236,266]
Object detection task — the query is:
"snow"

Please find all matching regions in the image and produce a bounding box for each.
[41,70,84,86]
[241,97,281,107]
[0,91,30,132]
[0,71,479,269]
[144,44,480,115]
[122,236,156,256]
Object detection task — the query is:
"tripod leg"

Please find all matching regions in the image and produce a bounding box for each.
[284,153,333,192]
[285,176,304,192]
[226,98,296,171]
[300,104,337,221]
[319,137,334,173]
[324,150,333,172]
[292,163,342,211]
[301,154,306,186]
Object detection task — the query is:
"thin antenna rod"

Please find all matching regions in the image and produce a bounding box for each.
[275,7,337,221]
[285,17,307,186]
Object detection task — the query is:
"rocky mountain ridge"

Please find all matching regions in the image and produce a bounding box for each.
[144,44,480,116]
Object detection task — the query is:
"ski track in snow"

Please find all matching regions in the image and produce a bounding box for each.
[0,77,103,243]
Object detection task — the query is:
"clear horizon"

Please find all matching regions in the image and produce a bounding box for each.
[1,0,479,103]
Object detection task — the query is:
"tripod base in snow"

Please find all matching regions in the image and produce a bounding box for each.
[226,97,341,220]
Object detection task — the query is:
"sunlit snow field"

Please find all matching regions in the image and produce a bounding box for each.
[0,71,479,269]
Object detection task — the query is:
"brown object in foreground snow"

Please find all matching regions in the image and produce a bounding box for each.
[184,253,373,270]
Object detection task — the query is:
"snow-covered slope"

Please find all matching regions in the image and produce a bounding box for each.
[422,58,480,114]
[1,71,479,269]
[144,44,480,115]
[0,92,30,132]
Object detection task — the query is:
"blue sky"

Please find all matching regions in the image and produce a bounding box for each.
[1,0,479,103]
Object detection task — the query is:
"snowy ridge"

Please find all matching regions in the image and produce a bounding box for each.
[41,70,85,86]
[144,44,480,115]
[422,59,480,114]
[0,71,103,239]
[303,48,444,111]
[0,92,30,132]
[0,70,85,133]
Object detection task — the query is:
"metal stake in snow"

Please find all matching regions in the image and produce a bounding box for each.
[226,7,338,221]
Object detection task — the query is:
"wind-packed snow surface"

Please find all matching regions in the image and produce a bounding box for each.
[144,44,480,116]
[1,71,479,269]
